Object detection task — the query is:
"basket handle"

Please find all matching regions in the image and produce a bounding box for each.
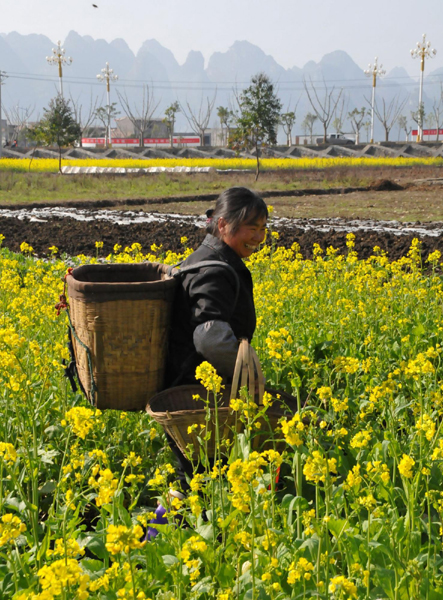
[230,339,265,405]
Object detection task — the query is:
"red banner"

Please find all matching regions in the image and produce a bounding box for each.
[411,129,443,136]
[81,137,201,145]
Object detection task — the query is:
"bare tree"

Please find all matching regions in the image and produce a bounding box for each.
[363,119,371,143]
[304,78,343,143]
[332,94,349,134]
[367,94,407,142]
[348,108,367,144]
[95,103,120,146]
[217,106,233,147]
[4,104,35,145]
[181,91,217,147]
[69,92,99,147]
[431,85,443,141]
[280,98,300,146]
[301,112,318,144]
[117,85,160,147]
[425,113,436,140]
[410,102,425,143]
[163,102,180,148]
[397,115,411,142]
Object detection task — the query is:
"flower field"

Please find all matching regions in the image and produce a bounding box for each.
[1,235,443,599]
[1,156,443,172]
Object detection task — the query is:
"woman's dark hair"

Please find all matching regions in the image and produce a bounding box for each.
[206,187,268,236]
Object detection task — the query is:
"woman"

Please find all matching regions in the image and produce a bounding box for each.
[165,186,268,388]
[161,187,268,495]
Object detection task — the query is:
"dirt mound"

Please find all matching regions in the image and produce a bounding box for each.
[368,179,404,191]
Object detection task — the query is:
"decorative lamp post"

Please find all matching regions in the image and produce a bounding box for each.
[411,34,437,142]
[0,71,7,158]
[97,62,118,147]
[364,57,386,144]
[46,41,72,97]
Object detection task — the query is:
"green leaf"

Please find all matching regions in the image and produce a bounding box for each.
[85,535,108,560]
[162,554,179,566]
[196,523,214,541]
[328,518,349,539]
[39,481,56,495]
[219,509,240,530]
[299,535,319,560]
[217,563,237,586]
[81,558,105,575]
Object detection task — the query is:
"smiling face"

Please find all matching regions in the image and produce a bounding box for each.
[218,214,267,258]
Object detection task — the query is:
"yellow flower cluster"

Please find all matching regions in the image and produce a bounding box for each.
[280,413,305,446]
[106,524,146,555]
[63,406,102,439]
[0,442,17,465]
[398,454,415,479]
[195,361,223,393]
[46,538,84,559]
[265,328,293,360]
[147,463,175,487]
[88,468,119,506]
[37,558,90,600]
[179,535,208,585]
[287,557,315,583]
[303,451,337,484]
[227,452,267,512]
[0,513,26,546]
[416,414,436,441]
[329,575,357,597]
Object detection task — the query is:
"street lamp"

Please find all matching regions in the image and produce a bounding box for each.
[46,40,72,97]
[97,62,118,147]
[0,71,7,158]
[411,34,437,142]
[364,57,386,144]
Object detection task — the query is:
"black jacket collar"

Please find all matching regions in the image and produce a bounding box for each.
[201,234,247,271]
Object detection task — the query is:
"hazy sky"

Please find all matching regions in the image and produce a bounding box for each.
[3,0,443,76]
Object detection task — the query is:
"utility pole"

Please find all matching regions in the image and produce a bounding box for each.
[46,40,72,97]
[0,71,7,158]
[364,57,386,144]
[97,62,118,147]
[411,34,437,142]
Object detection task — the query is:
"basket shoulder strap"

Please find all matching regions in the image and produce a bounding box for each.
[172,260,240,308]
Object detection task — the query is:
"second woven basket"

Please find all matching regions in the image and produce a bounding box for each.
[146,339,296,460]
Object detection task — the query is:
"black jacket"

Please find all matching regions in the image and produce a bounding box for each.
[165,234,256,386]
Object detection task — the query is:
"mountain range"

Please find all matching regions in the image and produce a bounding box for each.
[1,30,442,140]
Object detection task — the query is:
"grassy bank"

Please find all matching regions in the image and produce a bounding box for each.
[0,169,375,205]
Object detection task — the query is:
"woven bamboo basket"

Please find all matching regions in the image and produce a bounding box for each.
[66,262,177,411]
[146,340,296,459]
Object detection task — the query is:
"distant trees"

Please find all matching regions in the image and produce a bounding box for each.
[331,95,348,134]
[348,107,366,144]
[304,78,343,143]
[117,85,160,147]
[230,72,282,180]
[3,104,35,145]
[431,87,443,141]
[69,92,98,147]
[280,101,299,146]
[217,106,233,147]
[95,103,120,146]
[28,95,81,173]
[370,95,407,142]
[397,115,411,142]
[301,113,318,144]
[163,102,180,148]
[181,92,217,147]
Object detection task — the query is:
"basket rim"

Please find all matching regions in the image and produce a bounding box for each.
[146,384,295,419]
